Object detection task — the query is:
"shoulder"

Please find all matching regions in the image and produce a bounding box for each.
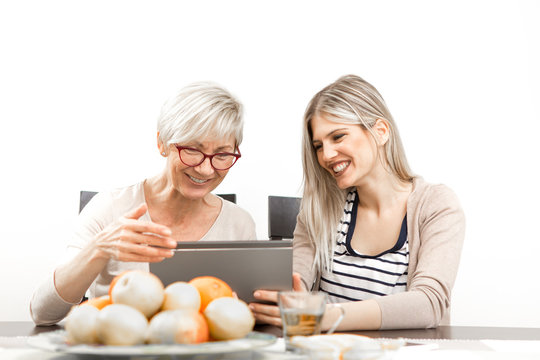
[219,198,255,224]
[205,197,257,240]
[78,182,145,226]
[408,176,465,227]
[108,182,145,209]
[409,177,461,210]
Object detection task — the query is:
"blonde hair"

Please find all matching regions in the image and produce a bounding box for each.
[157,81,243,147]
[300,74,414,273]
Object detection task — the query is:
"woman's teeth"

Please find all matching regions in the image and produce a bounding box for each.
[333,162,349,173]
[189,175,207,184]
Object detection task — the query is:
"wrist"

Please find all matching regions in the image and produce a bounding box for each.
[321,303,345,332]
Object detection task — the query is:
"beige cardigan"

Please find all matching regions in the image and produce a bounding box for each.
[293,177,465,329]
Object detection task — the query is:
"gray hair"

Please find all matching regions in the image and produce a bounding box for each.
[157,82,244,147]
[300,74,414,273]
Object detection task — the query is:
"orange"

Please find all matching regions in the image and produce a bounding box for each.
[176,311,210,344]
[188,276,233,312]
[81,295,112,310]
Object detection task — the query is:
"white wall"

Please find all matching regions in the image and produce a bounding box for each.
[1,0,539,327]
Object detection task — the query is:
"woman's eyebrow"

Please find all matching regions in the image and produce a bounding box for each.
[215,145,235,152]
[312,128,348,142]
[189,142,234,152]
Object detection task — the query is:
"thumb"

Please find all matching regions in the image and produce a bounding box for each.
[124,203,148,220]
[292,272,304,291]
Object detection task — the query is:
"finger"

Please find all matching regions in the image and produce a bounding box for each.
[251,312,282,327]
[116,253,167,263]
[122,219,173,240]
[124,203,148,220]
[293,272,305,291]
[253,290,278,303]
[119,231,176,249]
[249,302,281,318]
[115,240,174,259]
[232,291,238,299]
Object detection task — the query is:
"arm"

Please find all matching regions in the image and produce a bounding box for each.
[375,184,466,329]
[291,214,316,291]
[30,199,176,325]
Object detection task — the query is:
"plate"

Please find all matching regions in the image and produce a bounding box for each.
[27,330,276,356]
[289,334,405,360]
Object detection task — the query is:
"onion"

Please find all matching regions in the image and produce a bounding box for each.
[204,297,255,340]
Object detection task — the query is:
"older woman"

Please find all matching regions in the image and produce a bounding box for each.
[252,75,465,330]
[30,82,256,325]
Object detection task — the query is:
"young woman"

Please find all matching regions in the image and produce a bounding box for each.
[31,82,256,325]
[252,75,465,330]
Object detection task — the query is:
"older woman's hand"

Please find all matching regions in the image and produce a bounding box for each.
[249,273,304,327]
[94,203,176,263]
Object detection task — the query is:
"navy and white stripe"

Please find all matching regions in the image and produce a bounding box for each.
[319,190,409,303]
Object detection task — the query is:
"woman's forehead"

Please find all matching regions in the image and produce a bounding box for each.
[182,135,236,150]
[310,115,357,136]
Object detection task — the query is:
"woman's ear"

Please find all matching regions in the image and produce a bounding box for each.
[373,119,390,146]
[157,132,167,156]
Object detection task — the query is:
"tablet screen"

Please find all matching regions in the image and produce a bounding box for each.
[150,240,293,304]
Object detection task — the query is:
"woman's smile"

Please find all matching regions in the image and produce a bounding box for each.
[332,161,350,175]
[187,174,211,184]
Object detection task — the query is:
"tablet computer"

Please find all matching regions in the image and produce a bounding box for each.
[149,240,293,304]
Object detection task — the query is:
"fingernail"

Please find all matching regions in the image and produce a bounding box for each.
[253,291,260,297]
[249,304,255,310]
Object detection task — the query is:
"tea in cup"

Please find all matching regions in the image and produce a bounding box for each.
[278,291,344,351]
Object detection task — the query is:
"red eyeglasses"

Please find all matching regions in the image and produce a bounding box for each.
[175,146,241,170]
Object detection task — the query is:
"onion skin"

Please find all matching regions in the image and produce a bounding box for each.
[204,297,255,340]
[96,304,148,346]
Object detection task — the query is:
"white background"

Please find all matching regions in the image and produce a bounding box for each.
[1,0,539,327]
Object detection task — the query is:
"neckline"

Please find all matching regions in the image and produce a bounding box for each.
[344,190,408,258]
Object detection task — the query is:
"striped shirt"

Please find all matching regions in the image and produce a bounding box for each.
[319,190,409,303]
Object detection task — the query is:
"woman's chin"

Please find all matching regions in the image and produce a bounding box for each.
[182,190,212,200]
[179,183,219,200]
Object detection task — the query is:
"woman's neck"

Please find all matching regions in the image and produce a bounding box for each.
[143,174,216,225]
[355,173,412,216]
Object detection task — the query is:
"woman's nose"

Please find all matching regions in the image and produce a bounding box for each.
[321,144,337,161]
[194,157,214,176]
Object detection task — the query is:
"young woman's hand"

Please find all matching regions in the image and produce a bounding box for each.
[93,203,177,263]
[249,273,304,326]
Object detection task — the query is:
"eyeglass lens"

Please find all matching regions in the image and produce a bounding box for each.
[180,148,237,170]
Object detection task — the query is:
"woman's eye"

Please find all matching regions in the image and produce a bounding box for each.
[184,149,200,155]
[313,144,322,151]
[333,134,345,141]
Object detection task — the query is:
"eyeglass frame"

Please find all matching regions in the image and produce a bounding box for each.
[175,145,242,171]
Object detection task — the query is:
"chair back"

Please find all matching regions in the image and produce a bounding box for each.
[268,195,301,240]
[217,193,237,203]
[79,190,98,213]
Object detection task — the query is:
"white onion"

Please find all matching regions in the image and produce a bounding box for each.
[204,297,254,340]
[96,304,148,345]
[65,304,99,344]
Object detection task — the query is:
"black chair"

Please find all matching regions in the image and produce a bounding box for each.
[268,195,301,240]
[79,190,98,213]
[79,190,236,214]
[217,193,237,203]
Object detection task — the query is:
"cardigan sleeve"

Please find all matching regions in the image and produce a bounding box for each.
[375,184,465,329]
[292,214,317,291]
[29,270,80,326]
